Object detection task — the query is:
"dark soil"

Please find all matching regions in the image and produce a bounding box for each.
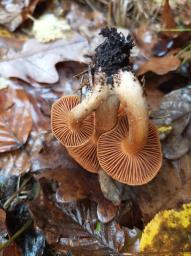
[93,27,134,83]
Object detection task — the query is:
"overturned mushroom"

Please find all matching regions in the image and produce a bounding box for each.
[51,72,108,147]
[97,71,162,185]
[67,93,120,173]
[60,26,133,173]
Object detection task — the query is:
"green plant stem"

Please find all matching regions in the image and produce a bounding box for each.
[160,28,191,32]
[3,176,32,210]
[0,219,32,251]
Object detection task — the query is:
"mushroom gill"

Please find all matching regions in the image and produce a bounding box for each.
[67,94,120,173]
[97,70,162,185]
[51,72,108,147]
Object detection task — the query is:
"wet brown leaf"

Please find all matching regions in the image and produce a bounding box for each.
[6,204,45,256]
[134,25,158,57]
[0,208,6,233]
[0,88,32,153]
[32,135,118,224]
[0,131,46,176]
[0,34,89,84]
[133,151,191,223]
[30,189,139,256]
[0,87,13,112]
[2,244,22,256]
[138,53,181,75]
[0,0,40,31]
[0,209,21,256]
[133,88,191,222]
[161,0,176,34]
[66,3,106,37]
[152,87,191,125]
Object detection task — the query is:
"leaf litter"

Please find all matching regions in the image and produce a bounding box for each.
[0,0,190,255]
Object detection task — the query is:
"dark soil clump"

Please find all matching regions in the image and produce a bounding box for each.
[93,27,134,83]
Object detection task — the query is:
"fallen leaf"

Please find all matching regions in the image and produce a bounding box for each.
[0,131,46,176]
[134,25,158,57]
[138,54,181,75]
[0,208,6,238]
[6,203,45,255]
[30,188,139,255]
[132,86,191,222]
[66,3,106,36]
[32,135,118,223]
[0,88,32,153]
[161,0,176,35]
[151,87,191,125]
[97,199,118,224]
[32,14,71,43]
[0,77,9,90]
[0,87,13,112]
[0,0,40,31]
[132,151,191,223]
[162,114,191,159]
[0,208,22,256]
[0,34,89,84]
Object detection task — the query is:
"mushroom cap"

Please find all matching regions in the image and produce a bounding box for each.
[67,137,99,173]
[51,95,94,147]
[97,115,162,185]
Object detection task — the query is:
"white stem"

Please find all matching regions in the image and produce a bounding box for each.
[95,94,120,135]
[69,75,108,125]
[114,71,149,153]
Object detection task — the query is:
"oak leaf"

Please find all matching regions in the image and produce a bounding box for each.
[0,0,40,31]
[0,34,89,84]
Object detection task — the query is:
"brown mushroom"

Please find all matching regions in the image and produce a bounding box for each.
[51,72,108,147]
[97,71,162,185]
[67,94,120,173]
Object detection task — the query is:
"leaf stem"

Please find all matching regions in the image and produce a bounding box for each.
[0,219,32,251]
[3,176,32,210]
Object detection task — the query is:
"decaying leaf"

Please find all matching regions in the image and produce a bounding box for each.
[0,0,40,31]
[0,208,6,241]
[161,0,176,32]
[0,88,32,153]
[134,86,191,222]
[138,54,181,75]
[134,25,158,57]
[162,115,191,160]
[6,204,45,256]
[32,135,118,223]
[0,131,46,176]
[30,188,140,256]
[0,77,10,90]
[32,14,71,43]
[152,87,191,125]
[0,34,89,84]
[133,151,191,223]
[0,208,22,256]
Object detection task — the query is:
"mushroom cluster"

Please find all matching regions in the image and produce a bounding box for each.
[51,28,162,185]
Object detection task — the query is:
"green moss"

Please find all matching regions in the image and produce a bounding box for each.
[140,204,191,255]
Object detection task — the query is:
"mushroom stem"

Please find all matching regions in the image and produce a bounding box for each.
[94,94,120,138]
[114,71,149,154]
[69,73,108,127]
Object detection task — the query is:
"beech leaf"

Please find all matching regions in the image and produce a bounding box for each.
[0,88,32,153]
